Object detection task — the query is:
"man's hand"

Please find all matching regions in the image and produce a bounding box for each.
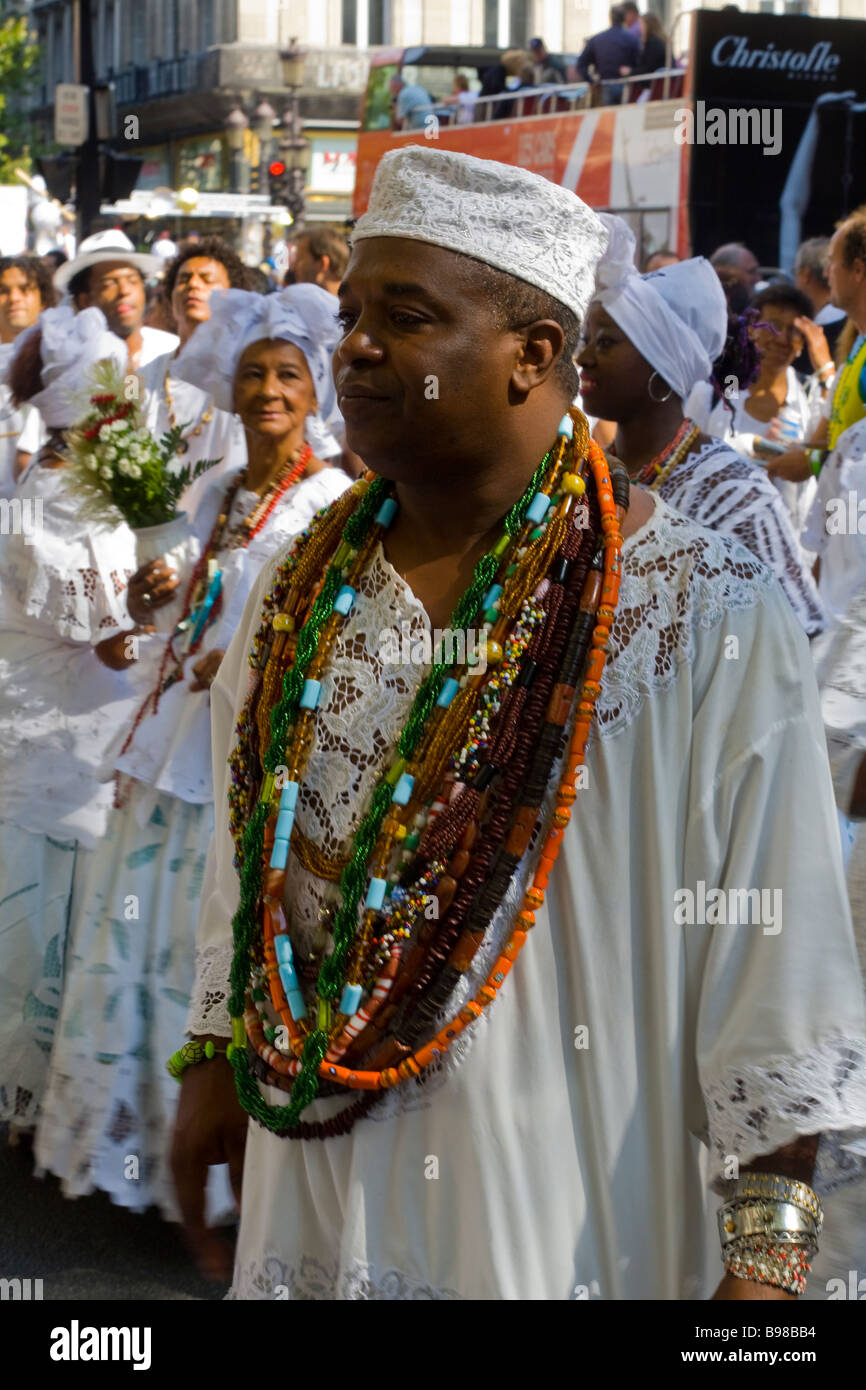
[794,316,833,375]
[94,626,152,669]
[170,1045,248,1282]
[764,448,812,482]
[712,1273,796,1301]
[127,558,179,625]
[189,648,226,691]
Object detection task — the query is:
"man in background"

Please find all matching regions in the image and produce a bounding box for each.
[0,253,56,494]
[288,226,350,297]
[56,229,173,371]
[576,6,640,105]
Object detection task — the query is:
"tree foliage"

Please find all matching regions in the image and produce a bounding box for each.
[0,17,41,182]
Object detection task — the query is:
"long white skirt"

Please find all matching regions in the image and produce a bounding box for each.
[0,823,85,1128]
[35,786,233,1222]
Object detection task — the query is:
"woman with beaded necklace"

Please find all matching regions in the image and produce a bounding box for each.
[34,284,351,1220]
[577,218,824,639]
[168,148,866,1301]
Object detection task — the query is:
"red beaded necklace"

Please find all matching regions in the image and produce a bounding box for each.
[635,417,694,487]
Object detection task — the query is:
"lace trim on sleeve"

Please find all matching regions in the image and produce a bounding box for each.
[185,942,234,1038]
[701,1033,866,1192]
[657,440,825,637]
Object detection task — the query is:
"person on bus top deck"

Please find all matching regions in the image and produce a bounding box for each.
[576,5,640,105]
[389,74,433,132]
[171,145,866,1302]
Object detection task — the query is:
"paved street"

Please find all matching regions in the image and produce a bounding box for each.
[0,1127,229,1301]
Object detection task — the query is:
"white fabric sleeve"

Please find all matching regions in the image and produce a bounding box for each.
[16,404,44,456]
[681,586,866,1188]
[186,556,281,1037]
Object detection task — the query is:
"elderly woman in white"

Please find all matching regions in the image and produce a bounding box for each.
[0,307,140,1135]
[35,284,352,1218]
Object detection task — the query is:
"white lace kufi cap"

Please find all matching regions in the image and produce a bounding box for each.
[6,304,128,428]
[352,146,609,320]
[592,214,727,401]
[173,283,343,450]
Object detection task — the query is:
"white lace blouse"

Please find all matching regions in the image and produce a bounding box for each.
[655,437,824,637]
[188,494,866,1300]
[0,465,139,847]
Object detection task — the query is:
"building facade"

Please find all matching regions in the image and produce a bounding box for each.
[23,0,866,219]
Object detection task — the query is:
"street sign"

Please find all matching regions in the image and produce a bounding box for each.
[54,84,90,146]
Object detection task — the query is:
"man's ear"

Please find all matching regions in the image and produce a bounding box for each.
[511,319,566,395]
[75,290,91,310]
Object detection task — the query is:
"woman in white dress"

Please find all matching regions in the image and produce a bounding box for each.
[577,222,824,637]
[0,307,139,1133]
[35,285,352,1218]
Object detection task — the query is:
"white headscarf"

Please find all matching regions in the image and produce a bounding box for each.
[173,283,342,451]
[5,305,127,427]
[591,215,728,402]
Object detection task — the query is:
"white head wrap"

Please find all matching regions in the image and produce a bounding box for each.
[352,146,608,321]
[4,305,128,428]
[173,283,342,451]
[591,214,728,401]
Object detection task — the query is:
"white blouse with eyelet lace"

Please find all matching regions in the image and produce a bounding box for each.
[653,437,824,638]
[190,493,866,1300]
[0,466,139,847]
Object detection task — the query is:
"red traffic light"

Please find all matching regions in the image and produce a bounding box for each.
[269,160,286,177]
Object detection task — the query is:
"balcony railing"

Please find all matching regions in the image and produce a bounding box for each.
[113,53,203,105]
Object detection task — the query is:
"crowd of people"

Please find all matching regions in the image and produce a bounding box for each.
[0,150,865,1301]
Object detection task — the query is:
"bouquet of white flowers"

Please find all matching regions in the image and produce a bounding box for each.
[64,358,220,530]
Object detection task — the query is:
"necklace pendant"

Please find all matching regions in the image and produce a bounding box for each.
[176,438,189,456]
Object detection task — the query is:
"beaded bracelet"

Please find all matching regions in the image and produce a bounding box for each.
[724,1237,812,1297]
[166,1039,229,1082]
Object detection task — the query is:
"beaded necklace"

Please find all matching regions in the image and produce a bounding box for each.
[114,444,313,809]
[163,368,214,455]
[226,410,627,1139]
[635,418,701,491]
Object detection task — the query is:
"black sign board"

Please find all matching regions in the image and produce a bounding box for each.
[688,9,866,268]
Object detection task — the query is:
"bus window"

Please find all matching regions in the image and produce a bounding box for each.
[362,63,399,131]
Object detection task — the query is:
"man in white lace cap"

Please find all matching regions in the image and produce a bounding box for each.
[172,145,866,1301]
[579,215,824,638]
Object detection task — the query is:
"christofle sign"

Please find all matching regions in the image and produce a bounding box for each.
[710,35,840,81]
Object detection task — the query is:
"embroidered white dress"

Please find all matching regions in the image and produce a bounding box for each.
[189,495,866,1300]
[0,465,138,1127]
[654,437,824,637]
[34,463,351,1218]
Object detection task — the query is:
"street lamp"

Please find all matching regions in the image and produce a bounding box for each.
[279,37,305,91]
[254,98,277,192]
[224,105,250,195]
[276,39,309,226]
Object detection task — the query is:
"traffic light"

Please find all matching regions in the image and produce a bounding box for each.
[268,158,290,206]
[37,153,77,202]
[101,152,144,201]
